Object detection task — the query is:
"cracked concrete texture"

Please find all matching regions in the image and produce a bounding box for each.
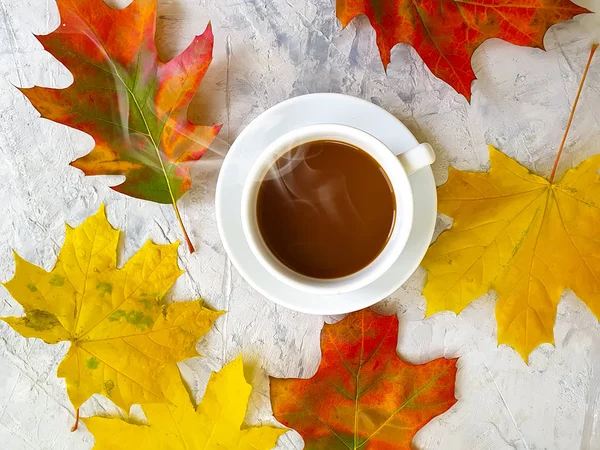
[1,0,600,448]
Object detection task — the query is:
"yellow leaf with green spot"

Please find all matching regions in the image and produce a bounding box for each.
[84,356,287,450]
[1,205,223,411]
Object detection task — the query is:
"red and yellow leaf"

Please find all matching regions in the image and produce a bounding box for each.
[337,0,590,100]
[20,0,221,251]
[270,309,457,449]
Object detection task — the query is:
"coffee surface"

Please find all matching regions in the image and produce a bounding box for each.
[256,140,396,279]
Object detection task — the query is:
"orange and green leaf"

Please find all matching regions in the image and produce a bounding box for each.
[270,309,457,449]
[20,0,221,252]
[337,0,590,100]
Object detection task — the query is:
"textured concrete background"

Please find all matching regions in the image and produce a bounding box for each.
[1,0,600,448]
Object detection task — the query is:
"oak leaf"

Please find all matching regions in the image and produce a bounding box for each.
[270,309,457,449]
[337,0,589,100]
[422,146,600,361]
[20,0,221,252]
[84,356,287,449]
[1,206,222,412]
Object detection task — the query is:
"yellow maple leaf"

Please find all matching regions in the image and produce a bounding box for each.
[84,356,287,449]
[1,205,223,411]
[422,145,600,361]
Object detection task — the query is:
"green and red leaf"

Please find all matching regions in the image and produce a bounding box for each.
[21,0,221,251]
[270,309,458,449]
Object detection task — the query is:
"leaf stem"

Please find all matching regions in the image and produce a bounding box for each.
[81,22,198,253]
[172,201,195,253]
[549,44,598,183]
[70,408,79,432]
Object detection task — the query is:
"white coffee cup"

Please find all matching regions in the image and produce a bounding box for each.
[241,124,435,295]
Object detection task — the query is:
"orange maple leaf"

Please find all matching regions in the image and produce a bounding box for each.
[270,310,457,449]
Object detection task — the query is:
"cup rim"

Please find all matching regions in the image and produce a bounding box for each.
[241,124,414,295]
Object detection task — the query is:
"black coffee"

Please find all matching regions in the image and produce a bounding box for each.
[256,140,396,279]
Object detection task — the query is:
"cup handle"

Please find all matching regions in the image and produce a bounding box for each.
[397,143,435,175]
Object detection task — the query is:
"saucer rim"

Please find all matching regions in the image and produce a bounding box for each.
[215,93,437,315]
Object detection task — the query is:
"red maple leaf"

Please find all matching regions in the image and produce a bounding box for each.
[338,0,590,100]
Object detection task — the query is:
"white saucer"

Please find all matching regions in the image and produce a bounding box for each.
[215,93,436,315]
